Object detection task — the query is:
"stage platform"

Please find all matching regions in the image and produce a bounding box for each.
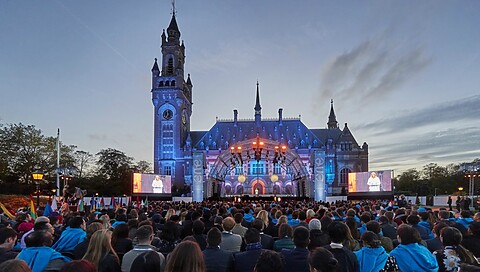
[213,194,310,201]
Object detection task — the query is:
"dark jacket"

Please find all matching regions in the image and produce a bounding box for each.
[113,237,133,254]
[426,237,444,253]
[260,233,274,250]
[233,249,264,272]
[73,239,89,260]
[309,229,330,250]
[461,235,480,257]
[381,223,397,240]
[98,253,121,272]
[193,234,208,251]
[0,248,18,264]
[281,247,310,272]
[324,245,360,272]
[203,246,234,272]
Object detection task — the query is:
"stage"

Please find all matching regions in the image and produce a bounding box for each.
[212,194,310,201]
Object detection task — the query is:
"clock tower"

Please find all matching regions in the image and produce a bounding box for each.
[151,13,193,183]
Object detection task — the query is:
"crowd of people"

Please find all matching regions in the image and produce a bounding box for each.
[1,196,480,272]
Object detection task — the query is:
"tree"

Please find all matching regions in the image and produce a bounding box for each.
[73,150,93,178]
[94,148,134,195]
[134,160,152,173]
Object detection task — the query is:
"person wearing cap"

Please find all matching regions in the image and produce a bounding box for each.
[19,216,50,249]
[308,218,330,250]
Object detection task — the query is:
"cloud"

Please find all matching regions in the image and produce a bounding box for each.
[317,38,432,104]
[359,95,480,134]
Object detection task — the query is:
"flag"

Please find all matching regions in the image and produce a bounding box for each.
[51,196,58,212]
[110,197,115,209]
[99,197,105,210]
[140,199,145,207]
[29,197,37,220]
[90,196,96,212]
[144,196,148,208]
[0,202,15,219]
[43,201,53,217]
[78,198,84,212]
[136,195,140,209]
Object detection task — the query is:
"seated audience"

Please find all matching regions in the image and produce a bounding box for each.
[434,227,478,271]
[461,221,480,258]
[324,221,359,272]
[121,225,165,272]
[18,230,70,272]
[309,247,338,272]
[389,224,438,272]
[281,226,310,272]
[0,259,32,272]
[219,217,242,253]
[254,250,284,272]
[73,222,104,260]
[0,227,18,264]
[130,251,163,272]
[273,223,294,252]
[233,228,264,272]
[52,216,87,253]
[308,218,330,250]
[203,227,233,272]
[83,229,121,272]
[60,259,96,272]
[165,240,205,272]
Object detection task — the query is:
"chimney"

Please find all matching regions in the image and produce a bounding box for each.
[233,110,238,127]
[278,108,283,126]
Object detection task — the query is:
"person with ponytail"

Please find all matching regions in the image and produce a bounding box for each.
[433,227,478,272]
[355,231,399,272]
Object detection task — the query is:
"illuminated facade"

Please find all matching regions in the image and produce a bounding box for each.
[151,15,368,197]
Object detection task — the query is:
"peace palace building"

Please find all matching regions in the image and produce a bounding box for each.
[150,14,368,200]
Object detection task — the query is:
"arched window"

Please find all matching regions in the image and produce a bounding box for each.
[165,81,170,86]
[339,168,351,185]
[167,58,174,74]
[171,80,176,86]
[159,81,164,87]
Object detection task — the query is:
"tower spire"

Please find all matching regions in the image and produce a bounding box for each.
[254,81,262,128]
[327,99,338,129]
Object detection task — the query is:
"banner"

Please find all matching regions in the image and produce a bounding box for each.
[312,151,326,202]
[192,152,205,202]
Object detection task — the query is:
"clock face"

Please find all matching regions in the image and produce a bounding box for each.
[163,109,173,120]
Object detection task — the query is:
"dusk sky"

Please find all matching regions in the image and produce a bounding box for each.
[1,1,479,174]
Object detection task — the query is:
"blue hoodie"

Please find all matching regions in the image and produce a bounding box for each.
[355,246,388,272]
[18,247,71,272]
[52,227,87,253]
[390,243,439,272]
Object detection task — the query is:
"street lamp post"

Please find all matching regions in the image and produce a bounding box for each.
[466,173,478,210]
[32,171,44,208]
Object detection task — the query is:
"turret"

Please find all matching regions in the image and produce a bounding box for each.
[327,99,338,129]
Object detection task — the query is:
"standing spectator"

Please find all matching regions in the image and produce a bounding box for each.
[122,225,165,272]
[324,221,359,272]
[273,223,294,252]
[52,216,87,253]
[165,240,205,272]
[219,217,242,253]
[0,228,18,264]
[83,229,121,272]
[309,248,338,272]
[231,213,247,238]
[233,228,263,272]
[389,224,438,272]
[203,228,233,272]
[447,196,453,211]
[434,227,478,272]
